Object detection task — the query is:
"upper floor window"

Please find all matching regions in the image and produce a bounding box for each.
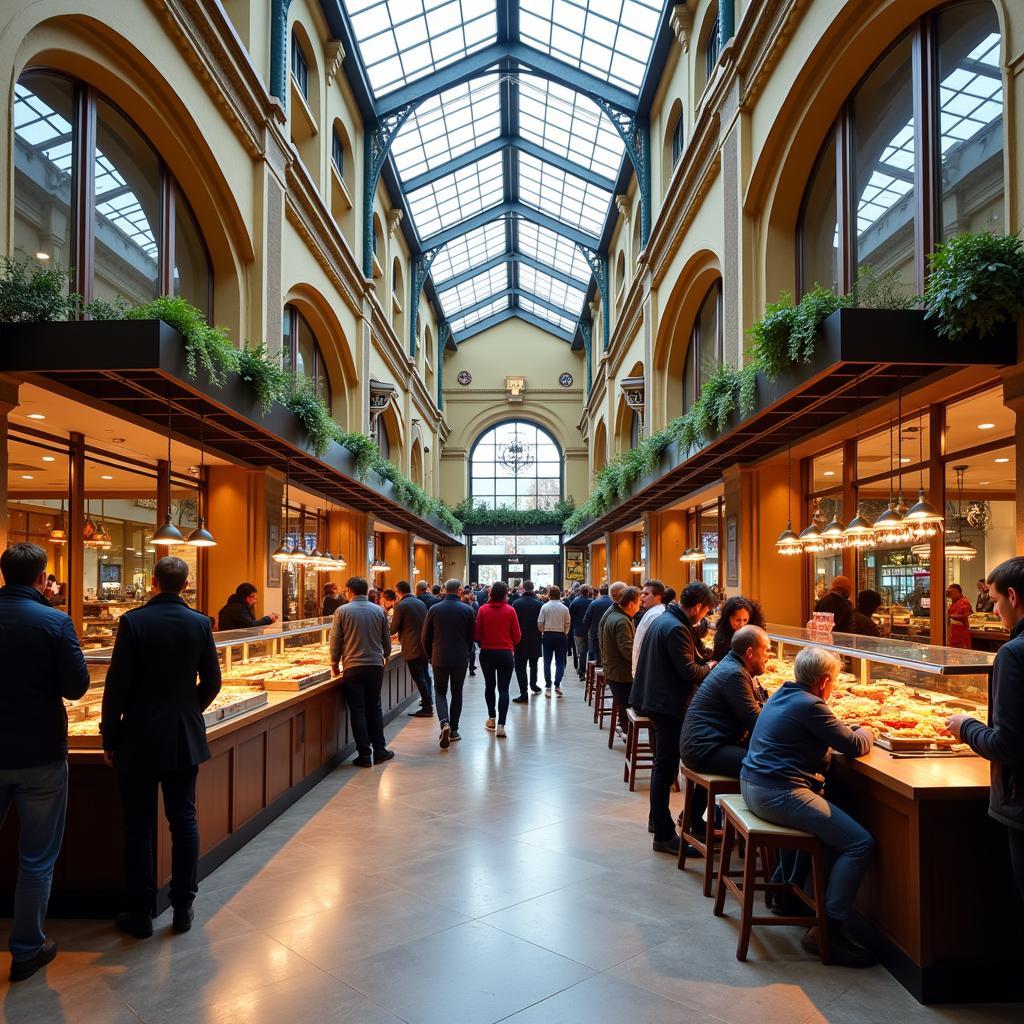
[704,12,722,83]
[470,421,562,511]
[331,127,345,176]
[672,113,685,165]
[798,1,1003,298]
[13,71,212,315]
[682,280,722,412]
[291,30,309,99]
[283,304,332,409]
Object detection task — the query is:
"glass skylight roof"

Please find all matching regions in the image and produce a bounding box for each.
[518,297,578,335]
[449,294,509,332]
[444,264,509,311]
[518,264,587,315]
[431,218,509,283]
[347,0,499,97]
[518,152,611,236]
[516,218,593,283]
[13,83,73,174]
[518,0,663,93]
[407,150,505,238]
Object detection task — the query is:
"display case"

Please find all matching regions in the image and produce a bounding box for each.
[69,616,348,748]
[763,625,994,752]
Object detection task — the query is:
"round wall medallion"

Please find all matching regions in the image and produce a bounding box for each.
[457,370,472,385]
[559,372,574,387]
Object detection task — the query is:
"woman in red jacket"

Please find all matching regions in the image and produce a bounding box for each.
[475,580,521,737]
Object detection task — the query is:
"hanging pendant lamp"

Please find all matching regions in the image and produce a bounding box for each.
[843,505,876,549]
[49,498,67,545]
[96,499,112,551]
[83,500,101,549]
[945,465,978,561]
[820,513,846,552]
[776,443,803,556]
[187,414,217,547]
[903,411,943,540]
[151,397,185,547]
[872,414,906,546]
[272,467,295,563]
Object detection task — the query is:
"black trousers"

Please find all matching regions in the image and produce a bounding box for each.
[684,743,747,824]
[406,655,432,709]
[647,711,684,842]
[480,649,514,724]
[513,649,539,696]
[343,665,386,758]
[433,665,467,731]
[1009,826,1024,907]
[607,680,632,733]
[118,764,199,916]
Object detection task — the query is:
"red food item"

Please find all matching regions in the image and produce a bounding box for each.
[881,718,918,730]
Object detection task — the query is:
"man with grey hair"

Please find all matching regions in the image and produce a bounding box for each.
[421,579,477,747]
[740,645,876,967]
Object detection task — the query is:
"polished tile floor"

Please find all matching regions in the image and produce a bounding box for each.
[1,673,1018,1023]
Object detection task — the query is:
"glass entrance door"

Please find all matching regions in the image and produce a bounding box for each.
[476,563,503,586]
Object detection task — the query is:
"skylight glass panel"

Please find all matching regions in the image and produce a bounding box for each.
[518,0,662,93]
[431,218,508,283]
[518,296,578,335]
[450,294,509,332]
[938,33,1001,154]
[348,0,499,97]
[13,83,74,174]
[442,265,509,317]
[516,219,592,283]
[518,264,586,315]
[408,151,505,238]
[518,152,611,237]
[516,76,623,175]
[392,75,503,180]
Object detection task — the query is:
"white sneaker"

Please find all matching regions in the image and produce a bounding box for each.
[544,689,552,698]
[485,718,496,731]
[496,724,507,737]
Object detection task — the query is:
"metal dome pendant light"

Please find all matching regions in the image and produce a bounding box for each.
[798,498,826,554]
[946,465,978,561]
[152,397,185,547]
[776,442,802,556]
[820,511,846,552]
[842,382,876,550]
[49,498,67,545]
[272,466,295,564]
[187,413,217,547]
[872,413,907,546]
[904,411,943,540]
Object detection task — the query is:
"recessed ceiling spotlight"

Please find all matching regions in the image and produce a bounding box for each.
[995,457,1010,463]
[26,413,45,420]
[20,474,33,480]
[979,481,991,485]
[41,455,55,462]
[978,423,995,430]
[100,474,113,480]
[823,471,835,477]
[35,252,50,261]
[111,437,126,444]
[900,457,911,463]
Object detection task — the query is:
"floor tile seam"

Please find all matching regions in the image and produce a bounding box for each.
[488,972,602,1023]
[592,969,737,1024]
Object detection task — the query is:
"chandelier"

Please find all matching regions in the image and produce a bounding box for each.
[497,432,534,474]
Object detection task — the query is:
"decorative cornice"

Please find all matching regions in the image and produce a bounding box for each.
[736,0,813,109]
[615,195,631,222]
[325,40,346,85]
[387,208,404,238]
[670,5,693,52]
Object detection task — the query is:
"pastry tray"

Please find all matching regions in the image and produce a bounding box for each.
[875,734,960,752]
[262,668,332,691]
[204,690,268,724]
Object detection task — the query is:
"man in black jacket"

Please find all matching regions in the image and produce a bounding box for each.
[216,582,278,631]
[422,579,477,747]
[583,583,615,666]
[0,543,90,982]
[102,556,221,939]
[569,585,593,679]
[949,557,1024,902]
[814,576,853,633]
[631,581,715,855]
[416,579,440,609]
[391,581,433,718]
[512,581,543,702]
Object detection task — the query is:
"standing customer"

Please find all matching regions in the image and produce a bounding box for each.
[461,587,479,674]
[583,583,613,665]
[539,584,572,697]
[948,557,1024,904]
[814,576,853,633]
[416,579,440,609]
[599,585,641,733]
[849,590,882,637]
[390,581,433,718]
[512,580,543,703]
[631,581,715,854]
[330,577,395,767]
[476,581,521,737]
[631,579,667,679]
[101,556,221,939]
[569,585,593,679]
[216,582,278,630]
[947,583,973,649]
[0,543,90,981]
[321,582,346,617]
[422,580,477,748]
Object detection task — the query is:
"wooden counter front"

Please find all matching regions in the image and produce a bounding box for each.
[0,658,415,917]
[832,748,1024,1003]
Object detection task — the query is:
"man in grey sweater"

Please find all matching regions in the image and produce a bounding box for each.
[330,576,394,767]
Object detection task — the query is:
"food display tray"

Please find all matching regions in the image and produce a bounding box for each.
[203,690,268,725]
[876,734,960,752]
[262,668,332,691]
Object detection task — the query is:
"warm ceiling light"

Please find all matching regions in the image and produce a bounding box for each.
[42,456,55,463]
[20,474,33,480]
[101,474,113,480]
[979,480,991,485]
[899,457,911,464]
[995,457,1009,463]
[151,514,185,546]
[823,471,835,477]
[978,423,995,430]
[27,413,45,420]
[35,251,50,261]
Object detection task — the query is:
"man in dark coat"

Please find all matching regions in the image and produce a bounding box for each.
[949,556,1024,903]
[512,580,543,702]
[583,583,613,666]
[568,585,593,678]
[216,582,278,631]
[101,556,222,939]
[422,579,477,747]
[391,581,433,718]
[631,580,715,855]
[0,543,90,982]
[416,579,440,609]
[814,575,853,633]
[321,582,346,617]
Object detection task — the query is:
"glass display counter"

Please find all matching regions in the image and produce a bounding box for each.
[763,625,994,751]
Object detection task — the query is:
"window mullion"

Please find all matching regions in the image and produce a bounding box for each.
[76,85,97,305]
[913,14,939,295]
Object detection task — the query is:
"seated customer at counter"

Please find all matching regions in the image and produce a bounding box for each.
[948,557,1024,904]
[740,644,875,968]
[849,590,882,637]
[813,576,853,633]
[711,596,765,663]
[216,583,279,631]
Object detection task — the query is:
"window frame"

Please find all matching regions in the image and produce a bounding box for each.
[291,30,310,100]
[331,127,345,177]
[684,280,723,411]
[468,419,564,512]
[282,304,332,408]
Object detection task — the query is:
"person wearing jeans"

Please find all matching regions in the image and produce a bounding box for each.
[598,586,641,730]
[390,581,433,718]
[568,585,593,680]
[0,543,90,981]
[422,580,477,748]
[475,581,521,737]
[740,644,875,968]
[512,581,543,702]
[539,584,572,696]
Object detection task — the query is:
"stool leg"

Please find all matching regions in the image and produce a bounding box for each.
[713,820,734,917]
[736,838,758,961]
[677,778,694,872]
[607,702,618,749]
[702,788,717,897]
[810,849,829,965]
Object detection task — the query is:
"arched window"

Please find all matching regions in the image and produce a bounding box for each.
[682,280,722,411]
[291,29,309,99]
[470,421,562,511]
[798,1,1003,297]
[283,304,332,409]
[331,126,345,177]
[13,71,212,314]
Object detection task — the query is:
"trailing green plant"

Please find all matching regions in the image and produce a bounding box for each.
[0,256,78,323]
[747,292,798,381]
[238,341,290,414]
[850,264,919,311]
[451,497,575,530]
[129,295,239,386]
[924,231,1024,341]
[333,428,378,480]
[737,363,758,416]
[282,375,335,457]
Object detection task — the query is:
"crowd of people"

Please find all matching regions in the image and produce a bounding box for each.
[5,537,1024,983]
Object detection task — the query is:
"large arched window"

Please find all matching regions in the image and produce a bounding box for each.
[682,280,722,411]
[470,421,562,511]
[798,1,1003,297]
[13,71,212,314]
[283,304,332,409]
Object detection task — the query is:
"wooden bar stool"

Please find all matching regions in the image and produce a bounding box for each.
[622,709,655,790]
[713,795,828,963]
[584,660,597,704]
[607,693,626,749]
[676,765,741,896]
[593,671,614,729]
